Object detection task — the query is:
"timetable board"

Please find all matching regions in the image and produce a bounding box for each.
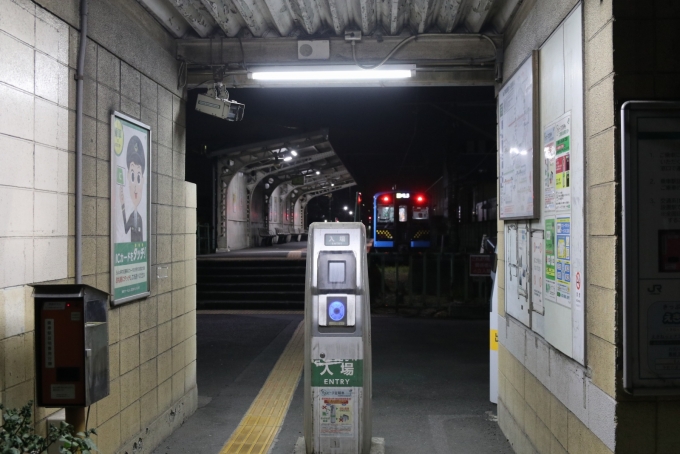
[498,53,540,220]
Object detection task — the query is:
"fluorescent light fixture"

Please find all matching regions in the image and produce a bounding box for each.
[249,65,415,81]
[283,156,292,161]
[331,183,335,186]
[291,150,298,156]
[343,206,348,210]
[316,171,320,175]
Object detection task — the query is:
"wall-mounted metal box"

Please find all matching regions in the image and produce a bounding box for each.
[33,284,110,407]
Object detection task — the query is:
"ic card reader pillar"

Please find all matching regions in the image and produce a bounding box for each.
[304,222,372,453]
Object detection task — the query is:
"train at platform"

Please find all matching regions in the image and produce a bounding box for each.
[372,190,431,251]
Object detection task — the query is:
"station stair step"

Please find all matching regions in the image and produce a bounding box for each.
[197,259,306,310]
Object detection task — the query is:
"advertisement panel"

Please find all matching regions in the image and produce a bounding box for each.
[110,112,151,305]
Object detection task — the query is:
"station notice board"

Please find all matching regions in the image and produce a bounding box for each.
[622,101,680,395]
[498,52,540,220]
[470,255,492,277]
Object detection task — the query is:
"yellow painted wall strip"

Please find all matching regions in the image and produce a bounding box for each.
[219,321,304,454]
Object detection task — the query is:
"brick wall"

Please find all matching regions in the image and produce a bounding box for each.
[0,1,197,452]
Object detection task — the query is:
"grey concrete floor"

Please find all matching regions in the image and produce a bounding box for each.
[152,313,512,454]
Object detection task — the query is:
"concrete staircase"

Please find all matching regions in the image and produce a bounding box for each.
[197,259,306,310]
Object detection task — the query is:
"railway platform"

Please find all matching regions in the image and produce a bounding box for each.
[151,311,512,454]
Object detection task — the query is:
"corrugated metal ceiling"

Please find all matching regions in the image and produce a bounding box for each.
[138,0,522,39]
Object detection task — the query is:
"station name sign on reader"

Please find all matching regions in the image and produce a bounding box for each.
[301,222,382,454]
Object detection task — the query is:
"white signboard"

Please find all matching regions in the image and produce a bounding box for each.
[498,54,539,220]
[531,232,544,314]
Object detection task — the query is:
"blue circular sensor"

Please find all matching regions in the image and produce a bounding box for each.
[328,301,345,321]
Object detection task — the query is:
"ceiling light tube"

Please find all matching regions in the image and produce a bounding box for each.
[291,150,298,156]
[249,65,415,81]
[283,156,292,161]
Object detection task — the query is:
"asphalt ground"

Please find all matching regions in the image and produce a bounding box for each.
[152,312,512,454]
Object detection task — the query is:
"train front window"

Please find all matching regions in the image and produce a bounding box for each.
[377,205,394,223]
[413,206,429,220]
[399,205,408,222]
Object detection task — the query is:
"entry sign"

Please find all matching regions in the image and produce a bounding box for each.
[470,254,492,276]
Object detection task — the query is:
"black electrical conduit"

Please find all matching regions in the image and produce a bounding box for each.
[75,0,88,283]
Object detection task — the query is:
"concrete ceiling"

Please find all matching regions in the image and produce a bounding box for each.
[138,0,524,86]
[140,0,522,39]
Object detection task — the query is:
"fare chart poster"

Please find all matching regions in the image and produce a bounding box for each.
[110,112,151,305]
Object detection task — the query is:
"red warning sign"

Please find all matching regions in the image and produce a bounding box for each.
[576,272,581,290]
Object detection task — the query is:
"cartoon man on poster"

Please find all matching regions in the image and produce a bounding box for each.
[119,135,146,242]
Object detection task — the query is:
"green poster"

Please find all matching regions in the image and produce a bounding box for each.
[111,112,152,304]
[311,359,363,387]
[545,219,556,301]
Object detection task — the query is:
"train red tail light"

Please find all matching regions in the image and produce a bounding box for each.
[382,195,390,203]
[415,195,425,203]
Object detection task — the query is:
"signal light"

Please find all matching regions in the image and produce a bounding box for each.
[415,195,425,203]
[382,195,390,203]
[357,193,362,203]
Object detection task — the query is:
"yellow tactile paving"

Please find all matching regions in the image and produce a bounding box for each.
[219,321,304,454]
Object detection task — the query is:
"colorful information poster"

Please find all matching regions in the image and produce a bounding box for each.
[111,112,151,305]
[556,217,571,307]
[554,114,572,211]
[545,219,556,302]
[544,112,572,213]
[318,388,354,437]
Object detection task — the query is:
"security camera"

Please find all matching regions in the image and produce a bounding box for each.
[195,82,244,121]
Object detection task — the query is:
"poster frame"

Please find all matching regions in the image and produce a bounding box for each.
[498,50,541,220]
[622,100,680,395]
[110,111,152,307]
